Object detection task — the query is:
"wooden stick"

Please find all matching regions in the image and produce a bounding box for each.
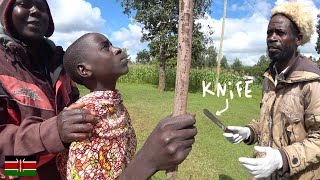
[215,0,227,90]
[165,0,194,179]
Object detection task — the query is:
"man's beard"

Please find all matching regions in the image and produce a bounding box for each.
[268,45,296,64]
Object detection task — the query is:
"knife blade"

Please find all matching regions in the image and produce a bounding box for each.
[203,109,232,133]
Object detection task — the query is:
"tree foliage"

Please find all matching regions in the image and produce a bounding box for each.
[204,45,217,68]
[118,0,212,43]
[220,56,229,70]
[136,49,151,64]
[244,55,270,82]
[231,58,243,74]
[117,0,213,91]
[316,16,320,54]
[118,0,213,62]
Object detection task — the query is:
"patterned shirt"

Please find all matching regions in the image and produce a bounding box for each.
[57,90,137,180]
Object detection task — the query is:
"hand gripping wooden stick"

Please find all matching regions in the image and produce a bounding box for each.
[166,0,194,179]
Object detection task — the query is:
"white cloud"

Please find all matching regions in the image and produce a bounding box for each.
[197,13,269,66]
[111,24,142,45]
[47,0,105,49]
[48,0,105,33]
[130,54,137,62]
[47,0,145,59]
[198,0,320,66]
[49,31,92,50]
[110,24,147,56]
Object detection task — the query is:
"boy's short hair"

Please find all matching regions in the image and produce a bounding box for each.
[63,33,92,86]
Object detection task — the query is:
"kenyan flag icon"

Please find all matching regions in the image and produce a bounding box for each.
[4,156,37,176]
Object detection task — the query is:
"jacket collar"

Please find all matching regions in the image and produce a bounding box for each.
[264,54,320,84]
[0,24,62,75]
[0,24,25,48]
[0,24,56,49]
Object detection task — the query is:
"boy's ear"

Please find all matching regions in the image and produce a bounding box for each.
[77,63,93,78]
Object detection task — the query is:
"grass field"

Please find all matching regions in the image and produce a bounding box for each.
[78,82,262,180]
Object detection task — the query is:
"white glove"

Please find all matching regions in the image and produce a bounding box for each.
[239,146,283,178]
[223,126,251,144]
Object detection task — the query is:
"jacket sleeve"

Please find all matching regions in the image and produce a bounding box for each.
[244,120,260,145]
[242,123,258,145]
[282,80,320,175]
[0,105,66,168]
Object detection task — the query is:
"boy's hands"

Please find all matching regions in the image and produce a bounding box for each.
[56,102,99,144]
[118,114,197,180]
[143,114,197,170]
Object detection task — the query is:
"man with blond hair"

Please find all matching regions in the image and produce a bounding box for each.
[223,2,320,179]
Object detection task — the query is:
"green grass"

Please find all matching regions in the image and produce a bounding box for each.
[77,82,261,180]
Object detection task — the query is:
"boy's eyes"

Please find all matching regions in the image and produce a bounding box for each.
[101,42,111,50]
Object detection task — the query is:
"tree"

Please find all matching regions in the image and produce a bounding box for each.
[117,0,212,91]
[220,56,229,70]
[148,22,212,69]
[316,14,320,54]
[136,49,151,64]
[190,23,213,68]
[148,34,178,65]
[246,55,270,83]
[231,58,243,74]
[204,45,217,68]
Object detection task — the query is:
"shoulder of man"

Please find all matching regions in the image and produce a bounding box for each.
[296,55,320,76]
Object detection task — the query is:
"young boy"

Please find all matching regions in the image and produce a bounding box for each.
[56,32,137,180]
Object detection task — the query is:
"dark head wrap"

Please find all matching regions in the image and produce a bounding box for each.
[0,0,54,37]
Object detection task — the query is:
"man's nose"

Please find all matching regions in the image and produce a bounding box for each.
[267,33,278,42]
[111,47,122,55]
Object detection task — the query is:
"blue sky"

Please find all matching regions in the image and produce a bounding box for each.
[48,0,320,66]
[85,0,130,33]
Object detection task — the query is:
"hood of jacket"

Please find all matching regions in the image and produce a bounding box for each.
[0,0,54,38]
[264,54,320,84]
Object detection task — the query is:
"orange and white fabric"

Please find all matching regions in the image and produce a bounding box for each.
[56,90,137,180]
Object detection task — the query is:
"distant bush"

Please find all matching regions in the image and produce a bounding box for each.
[119,64,260,92]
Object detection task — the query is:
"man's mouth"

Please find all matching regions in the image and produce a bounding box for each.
[268,46,281,52]
[267,42,280,50]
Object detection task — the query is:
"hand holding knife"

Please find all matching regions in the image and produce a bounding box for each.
[203,109,252,144]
